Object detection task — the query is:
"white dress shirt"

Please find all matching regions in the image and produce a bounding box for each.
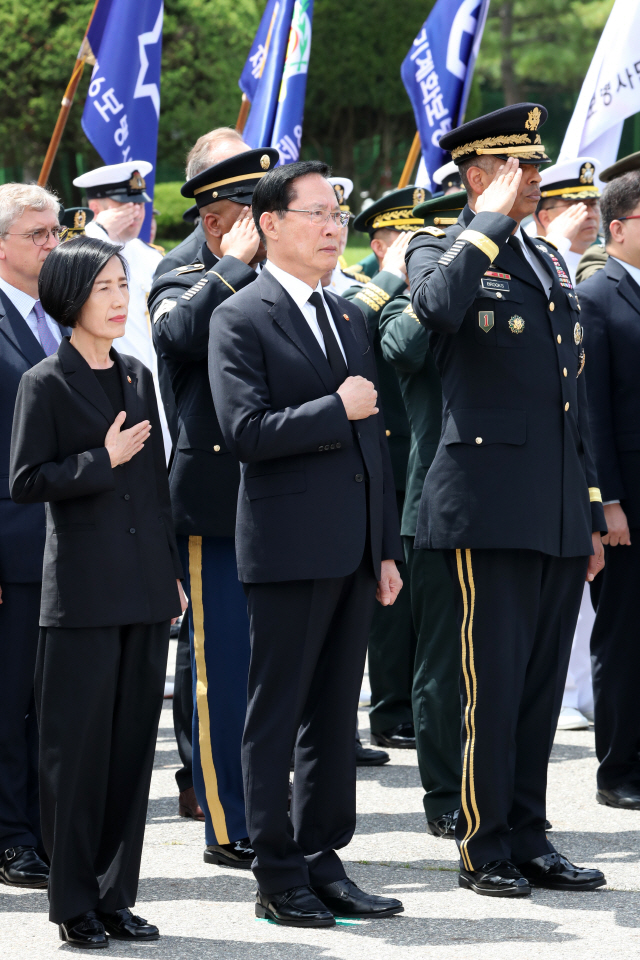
[0,275,62,347]
[265,260,347,363]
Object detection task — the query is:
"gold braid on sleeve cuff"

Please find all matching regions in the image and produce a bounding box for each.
[458,229,499,263]
[589,487,603,503]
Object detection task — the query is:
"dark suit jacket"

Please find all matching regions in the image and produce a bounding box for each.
[208,267,402,583]
[0,290,70,583]
[150,243,257,536]
[580,257,640,526]
[406,205,605,556]
[10,338,182,627]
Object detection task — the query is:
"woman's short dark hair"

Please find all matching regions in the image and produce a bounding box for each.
[600,171,640,245]
[38,235,127,328]
[252,160,331,241]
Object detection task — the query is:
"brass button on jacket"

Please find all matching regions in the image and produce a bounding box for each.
[564,402,570,412]
[557,334,562,344]
[213,444,221,452]
[476,437,483,444]
[549,302,555,311]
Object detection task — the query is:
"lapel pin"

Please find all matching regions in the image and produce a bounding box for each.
[343,313,350,321]
[127,375,132,383]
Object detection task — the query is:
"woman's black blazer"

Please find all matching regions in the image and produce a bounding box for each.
[9,337,182,628]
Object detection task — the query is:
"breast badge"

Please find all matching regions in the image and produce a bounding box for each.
[574,322,583,345]
[508,316,525,334]
[479,310,494,332]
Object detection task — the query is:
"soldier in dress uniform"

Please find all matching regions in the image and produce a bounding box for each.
[148,147,279,871]
[73,161,172,459]
[379,191,466,838]
[341,188,427,751]
[58,207,94,242]
[406,103,607,897]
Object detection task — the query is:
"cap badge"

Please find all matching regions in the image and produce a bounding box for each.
[580,162,595,185]
[413,188,426,205]
[508,315,525,334]
[73,210,86,229]
[478,310,494,332]
[260,155,271,170]
[333,184,345,204]
[574,322,583,345]
[525,107,542,132]
[129,171,145,189]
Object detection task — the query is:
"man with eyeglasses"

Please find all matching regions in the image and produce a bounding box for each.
[209,160,404,927]
[0,182,64,891]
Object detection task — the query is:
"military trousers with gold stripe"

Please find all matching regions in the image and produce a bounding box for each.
[177,535,250,846]
[445,548,587,870]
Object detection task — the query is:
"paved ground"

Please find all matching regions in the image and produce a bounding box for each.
[2,642,639,958]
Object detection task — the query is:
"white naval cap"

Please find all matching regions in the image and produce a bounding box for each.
[329,177,354,210]
[73,161,153,203]
[432,160,461,187]
[539,157,601,199]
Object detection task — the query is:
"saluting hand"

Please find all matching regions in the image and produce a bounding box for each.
[105,411,151,467]
[546,203,591,245]
[220,207,261,264]
[475,157,522,217]
[381,231,412,279]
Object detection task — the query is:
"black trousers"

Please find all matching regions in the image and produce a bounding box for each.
[243,556,377,895]
[173,615,193,792]
[404,538,461,821]
[446,549,587,870]
[35,621,170,924]
[368,494,416,736]
[591,534,640,789]
[0,581,41,851]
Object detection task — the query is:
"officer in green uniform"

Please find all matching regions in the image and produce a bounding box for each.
[341,187,430,749]
[379,191,466,836]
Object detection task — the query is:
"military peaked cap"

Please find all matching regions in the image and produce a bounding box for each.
[181,148,280,209]
[353,186,433,237]
[441,103,550,166]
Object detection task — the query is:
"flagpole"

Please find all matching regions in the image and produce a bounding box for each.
[235,94,251,134]
[397,131,422,188]
[38,0,102,187]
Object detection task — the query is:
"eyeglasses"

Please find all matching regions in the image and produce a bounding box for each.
[286,208,350,228]
[5,227,62,245]
[617,215,640,222]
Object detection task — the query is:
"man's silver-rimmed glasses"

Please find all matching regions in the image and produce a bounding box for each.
[286,209,350,228]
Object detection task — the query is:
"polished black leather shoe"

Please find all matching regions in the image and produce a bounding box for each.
[98,907,159,941]
[356,739,390,766]
[0,846,48,888]
[371,722,416,749]
[59,912,108,948]
[426,808,458,839]
[314,877,403,918]
[255,885,336,927]
[545,819,553,830]
[597,784,640,810]
[204,837,254,868]
[459,859,531,897]
[517,852,606,890]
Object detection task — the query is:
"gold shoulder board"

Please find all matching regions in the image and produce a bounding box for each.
[413,226,446,239]
[175,262,205,275]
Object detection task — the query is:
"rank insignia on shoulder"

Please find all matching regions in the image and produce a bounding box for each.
[508,315,525,334]
[175,262,204,275]
[479,310,494,332]
[574,322,583,345]
[415,226,446,238]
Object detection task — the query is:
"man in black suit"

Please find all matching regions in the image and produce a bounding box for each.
[579,171,640,810]
[0,183,64,889]
[406,104,607,898]
[209,160,404,927]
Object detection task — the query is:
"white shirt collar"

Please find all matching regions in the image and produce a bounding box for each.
[0,275,37,320]
[610,256,640,289]
[265,260,324,312]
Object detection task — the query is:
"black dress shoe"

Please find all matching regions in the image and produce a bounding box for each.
[98,907,160,941]
[356,739,390,766]
[0,846,48,888]
[597,784,640,810]
[545,819,553,830]
[59,912,108,949]
[255,885,336,927]
[459,859,531,897]
[426,808,458,839]
[314,877,403,918]
[517,852,606,891]
[370,722,416,749]
[204,837,254,868]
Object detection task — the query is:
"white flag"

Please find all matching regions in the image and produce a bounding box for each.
[559,0,640,170]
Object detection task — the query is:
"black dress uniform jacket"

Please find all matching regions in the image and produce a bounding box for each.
[209,268,402,583]
[153,222,205,280]
[150,243,256,537]
[9,338,182,627]
[406,205,605,556]
[580,256,640,526]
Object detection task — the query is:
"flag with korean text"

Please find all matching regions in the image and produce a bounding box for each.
[241,0,296,151]
[401,0,490,187]
[559,0,640,171]
[270,0,314,164]
[81,0,163,242]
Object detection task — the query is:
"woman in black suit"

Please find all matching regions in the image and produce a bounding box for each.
[10,236,187,949]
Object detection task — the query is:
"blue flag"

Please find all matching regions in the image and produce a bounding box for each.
[81,0,163,242]
[241,0,296,151]
[270,0,314,164]
[401,0,490,186]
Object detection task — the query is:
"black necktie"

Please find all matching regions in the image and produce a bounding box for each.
[508,235,527,262]
[308,291,349,384]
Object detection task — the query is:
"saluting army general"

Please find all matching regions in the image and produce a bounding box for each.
[406,103,607,897]
[149,148,279,872]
